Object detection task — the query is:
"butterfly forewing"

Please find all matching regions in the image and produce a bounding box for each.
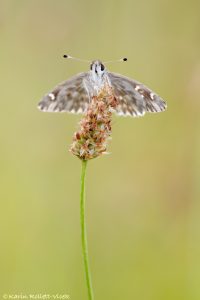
[38,72,90,113]
[38,64,166,118]
[108,72,167,117]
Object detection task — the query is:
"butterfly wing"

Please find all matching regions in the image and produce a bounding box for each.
[108,72,167,117]
[38,72,90,113]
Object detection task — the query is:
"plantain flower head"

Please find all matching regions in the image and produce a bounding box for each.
[70,84,118,160]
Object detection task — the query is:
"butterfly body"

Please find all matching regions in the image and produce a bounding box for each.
[83,60,111,97]
[38,60,166,116]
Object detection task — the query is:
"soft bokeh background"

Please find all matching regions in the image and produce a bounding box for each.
[1,0,200,299]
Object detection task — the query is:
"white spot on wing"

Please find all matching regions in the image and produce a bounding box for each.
[135,85,140,91]
[49,93,55,100]
[150,92,154,100]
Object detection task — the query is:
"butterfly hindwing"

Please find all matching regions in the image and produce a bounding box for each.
[38,72,90,113]
[108,72,167,117]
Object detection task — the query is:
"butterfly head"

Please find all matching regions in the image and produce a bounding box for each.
[90,60,106,80]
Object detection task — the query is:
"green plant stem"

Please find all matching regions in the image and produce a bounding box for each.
[80,160,94,300]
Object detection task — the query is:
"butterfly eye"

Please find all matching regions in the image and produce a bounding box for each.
[100,64,105,71]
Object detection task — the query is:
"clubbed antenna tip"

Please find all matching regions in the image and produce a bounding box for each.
[62,54,90,63]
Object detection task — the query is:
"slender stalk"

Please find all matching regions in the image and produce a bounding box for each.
[80,160,94,300]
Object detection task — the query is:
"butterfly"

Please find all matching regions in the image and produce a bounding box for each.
[38,58,167,117]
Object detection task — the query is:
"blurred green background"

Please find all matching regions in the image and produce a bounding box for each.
[1,0,200,299]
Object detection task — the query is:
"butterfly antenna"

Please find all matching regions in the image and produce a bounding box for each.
[63,54,90,63]
[103,57,128,64]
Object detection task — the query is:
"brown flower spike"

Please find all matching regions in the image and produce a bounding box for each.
[70,84,118,160]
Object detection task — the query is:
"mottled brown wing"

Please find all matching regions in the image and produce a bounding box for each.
[38,72,90,113]
[108,72,167,117]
